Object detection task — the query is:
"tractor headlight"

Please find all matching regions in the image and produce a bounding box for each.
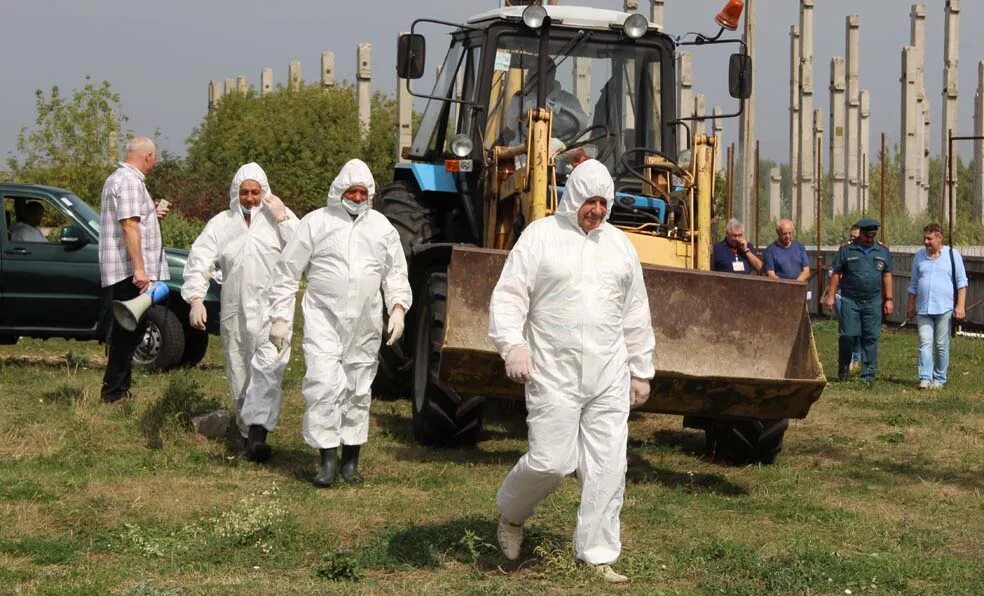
[451,134,473,158]
[623,13,649,39]
[522,5,548,29]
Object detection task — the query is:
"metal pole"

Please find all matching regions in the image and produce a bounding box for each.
[754,140,761,247]
[880,132,886,243]
[816,135,823,316]
[726,144,735,221]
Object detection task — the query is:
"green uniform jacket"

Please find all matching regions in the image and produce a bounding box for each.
[831,241,893,300]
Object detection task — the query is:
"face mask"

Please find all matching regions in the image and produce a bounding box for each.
[240,205,262,217]
[342,199,369,216]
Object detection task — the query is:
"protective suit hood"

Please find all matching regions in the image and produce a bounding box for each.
[555,159,614,224]
[229,162,271,210]
[327,159,376,208]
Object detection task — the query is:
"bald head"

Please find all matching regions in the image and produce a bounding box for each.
[125,136,157,175]
[776,218,795,247]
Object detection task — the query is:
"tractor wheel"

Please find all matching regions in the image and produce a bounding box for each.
[705,418,788,465]
[411,271,483,446]
[371,307,413,400]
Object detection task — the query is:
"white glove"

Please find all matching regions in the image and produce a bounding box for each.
[189,300,207,330]
[262,193,287,221]
[269,319,291,352]
[504,345,533,384]
[629,377,651,408]
[386,307,406,346]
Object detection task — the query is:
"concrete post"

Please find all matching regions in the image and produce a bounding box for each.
[769,165,782,221]
[941,0,960,227]
[789,25,801,226]
[737,0,756,222]
[260,68,273,95]
[236,76,248,95]
[901,47,921,214]
[844,15,860,212]
[798,0,815,232]
[623,0,638,10]
[397,34,412,163]
[321,51,335,89]
[911,4,929,211]
[288,61,302,91]
[650,1,664,123]
[224,77,235,96]
[829,56,847,215]
[677,51,693,154]
[922,97,932,213]
[573,58,591,113]
[712,106,724,174]
[859,89,871,214]
[694,94,706,140]
[208,80,223,110]
[357,43,372,136]
[974,61,984,223]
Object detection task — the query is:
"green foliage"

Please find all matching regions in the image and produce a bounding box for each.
[138,377,222,449]
[159,208,204,251]
[314,552,364,582]
[5,76,128,205]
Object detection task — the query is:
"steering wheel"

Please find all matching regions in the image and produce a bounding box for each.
[560,124,615,161]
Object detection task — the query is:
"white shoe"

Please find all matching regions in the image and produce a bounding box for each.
[918,380,931,389]
[497,517,523,561]
[593,564,628,583]
[929,382,944,390]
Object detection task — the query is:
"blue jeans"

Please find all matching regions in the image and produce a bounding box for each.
[916,312,952,384]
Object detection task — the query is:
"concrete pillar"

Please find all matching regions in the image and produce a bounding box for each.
[922,96,932,212]
[260,68,273,95]
[901,46,921,214]
[623,0,638,10]
[769,166,782,222]
[208,80,223,110]
[573,58,591,113]
[677,51,693,154]
[789,25,801,226]
[224,77,235,96]
[650,0,664,27]
[236,76,248,95]
[357,43,372,136]
[798,0,815,231]
[941,0,960,227]
[288,61,302,91]
[321,51,335,89]
[737,0,756,222]
[650,1,664,124]
[974,61,984,223]
[911,4,930,212]
[712,106,724,174]
[844,15,860,212]
[829,56,847,216]
[397,34,412,163]
[694,94,706,140]
[859,89,871,214]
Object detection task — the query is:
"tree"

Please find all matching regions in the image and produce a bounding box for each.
[6,76,127,205]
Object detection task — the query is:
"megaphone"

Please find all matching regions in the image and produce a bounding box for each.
[112,282,169,332]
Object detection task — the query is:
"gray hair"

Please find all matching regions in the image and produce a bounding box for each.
[125,136,156,157]
[725,218,745,234]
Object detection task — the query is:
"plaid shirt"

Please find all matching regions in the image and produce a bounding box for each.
[98,162,169,287]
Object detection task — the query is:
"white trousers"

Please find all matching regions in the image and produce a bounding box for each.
[301,356,376,449]
[497,373,630,565]
[239,339,292,434]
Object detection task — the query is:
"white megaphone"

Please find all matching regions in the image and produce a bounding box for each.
[112,281,169,332]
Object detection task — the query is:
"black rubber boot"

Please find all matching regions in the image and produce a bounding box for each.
[340,444,364,485]
[313,447,339,488]
[244,425,272,463]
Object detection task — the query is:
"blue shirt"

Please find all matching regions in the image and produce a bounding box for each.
[712,240,756,274]
[763,240,809,280]
[906,246,968,315]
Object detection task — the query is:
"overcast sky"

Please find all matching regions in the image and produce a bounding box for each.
[2,0,983,166]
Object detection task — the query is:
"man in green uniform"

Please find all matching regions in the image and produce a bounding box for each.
[821,219,894,383]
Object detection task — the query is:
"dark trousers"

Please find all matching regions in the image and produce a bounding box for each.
[101,277,149,399]
[837,294,882,380]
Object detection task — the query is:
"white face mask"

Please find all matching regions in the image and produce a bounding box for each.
[341,199,369,216]
[241,205,261,217]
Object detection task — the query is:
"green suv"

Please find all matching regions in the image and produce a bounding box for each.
[1,183,220,371]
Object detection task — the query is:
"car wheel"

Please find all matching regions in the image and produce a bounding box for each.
[133,305,185,372]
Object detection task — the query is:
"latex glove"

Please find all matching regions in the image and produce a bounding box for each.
[270,319,291,352]
[629,377,651,409]
[189,300,207,330]
[262,193,287,221]
[504,345,533,384]
[386,307,406,346]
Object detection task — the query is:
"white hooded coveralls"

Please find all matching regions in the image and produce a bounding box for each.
[266,159,411,449]
[489,159,655,565]
[181,163,298,436]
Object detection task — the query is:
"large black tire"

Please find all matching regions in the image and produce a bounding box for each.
[180,329,209,367]
[705,418,789,465]
[133,305,185,372]
[411,271,483,446]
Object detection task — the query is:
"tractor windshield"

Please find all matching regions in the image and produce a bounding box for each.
[484,31,668,171]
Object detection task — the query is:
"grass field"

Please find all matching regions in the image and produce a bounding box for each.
[1,319,982,595]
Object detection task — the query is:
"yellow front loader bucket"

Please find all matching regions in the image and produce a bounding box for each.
[438,246,826,421]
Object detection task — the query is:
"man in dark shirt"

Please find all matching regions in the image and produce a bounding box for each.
[763,219,810,281]
[712,218,762,275]
[821,219,894,383]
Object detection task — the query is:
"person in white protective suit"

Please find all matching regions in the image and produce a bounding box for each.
[489,159,655,583]
[266,159,411,487]
[181,162,298,462]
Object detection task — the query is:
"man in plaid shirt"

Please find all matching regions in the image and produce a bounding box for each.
[98,137,170,403]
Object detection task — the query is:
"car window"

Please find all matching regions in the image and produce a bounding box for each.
[2,195,76,244]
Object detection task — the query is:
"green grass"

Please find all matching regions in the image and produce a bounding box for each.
[0,319,982,594]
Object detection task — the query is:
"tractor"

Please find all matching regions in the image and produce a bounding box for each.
[376,2,826,464]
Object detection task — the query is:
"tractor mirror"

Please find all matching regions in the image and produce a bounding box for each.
[728,53,752,99]
[397,33,426,80]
